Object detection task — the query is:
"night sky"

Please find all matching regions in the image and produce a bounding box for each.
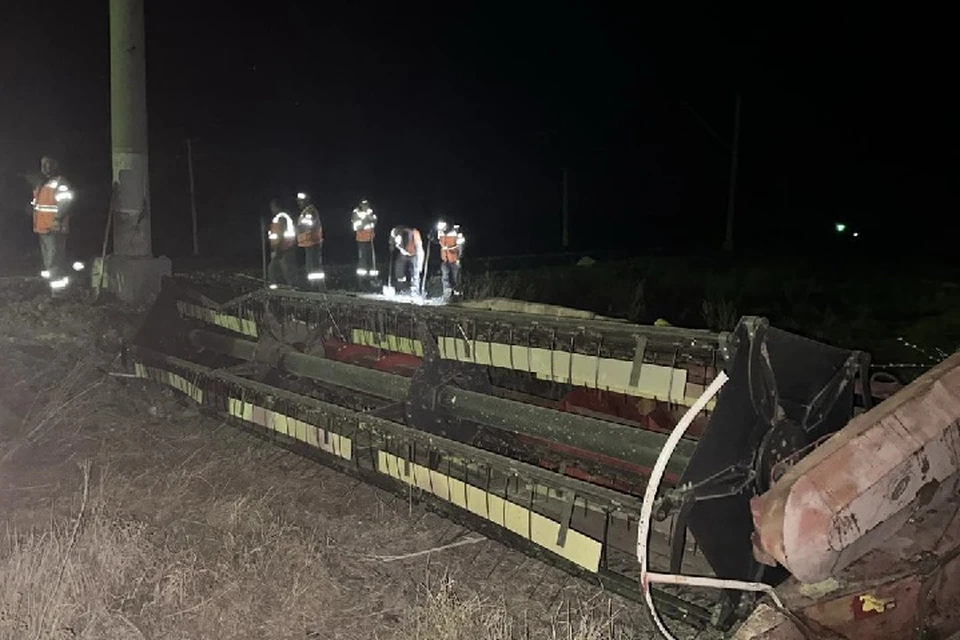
[1,2,954,265]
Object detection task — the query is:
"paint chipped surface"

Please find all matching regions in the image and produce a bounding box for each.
[752,351,960,583]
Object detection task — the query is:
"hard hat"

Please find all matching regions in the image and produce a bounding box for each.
[297,192,308,200]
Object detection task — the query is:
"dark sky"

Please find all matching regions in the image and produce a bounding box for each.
[1,2,955,263]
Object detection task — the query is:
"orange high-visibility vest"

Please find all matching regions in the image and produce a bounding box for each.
[410,228,422,256]
[352,207,377,242]
[268,212,296,251]
[297,205,323,247]
[438,227,464,263]
[32,176,72,234]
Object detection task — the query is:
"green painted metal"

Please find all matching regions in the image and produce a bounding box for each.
[187,328,695,476]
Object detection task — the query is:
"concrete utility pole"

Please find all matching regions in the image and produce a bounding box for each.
[723,92,741,253]
[187,138,199,256]
[107,0,170,302]
[561,168,569,249]
[110,0,150,256]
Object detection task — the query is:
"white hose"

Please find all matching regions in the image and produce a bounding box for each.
[635,371,786,639]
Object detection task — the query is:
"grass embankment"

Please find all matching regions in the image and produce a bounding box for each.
[462,257,960,372]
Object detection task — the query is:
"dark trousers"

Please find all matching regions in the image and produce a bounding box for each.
[357,241,375,274]
[267,248,297,286]
[38,232,67,277]
[393,253,420,294]
[441,260,461,299]
[304,244,324,286]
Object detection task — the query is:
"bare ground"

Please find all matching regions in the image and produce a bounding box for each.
[0,281,713,640]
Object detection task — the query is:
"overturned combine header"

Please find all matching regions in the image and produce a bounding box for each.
[128,276,960,638]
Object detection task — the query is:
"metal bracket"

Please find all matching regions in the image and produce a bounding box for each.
[364,401,407,422]
[405,317,492,441]
[801,351,862,435]
[741,317,781,426]
[717,329,736,366]
[250,335,292,368]
[653,464,756,521]
[556,492,576,546]
[628,335,648,387]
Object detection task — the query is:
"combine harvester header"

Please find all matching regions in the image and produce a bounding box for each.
[127,275,959,638]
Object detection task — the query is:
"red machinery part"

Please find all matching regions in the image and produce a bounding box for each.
[750,351,960,584]
[739,351,960,639]
[325,341,423,376]
[324,339,701,432]
[321,338,687,492]
[735,505,960,639]
[557,388,709,438]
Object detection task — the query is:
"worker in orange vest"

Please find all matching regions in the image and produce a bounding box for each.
[295,191,324,287]
[435,220,465,301]
[30,156,75,292]
[351,199,378,281]
[266,199,296,288]
[389,225,424,295]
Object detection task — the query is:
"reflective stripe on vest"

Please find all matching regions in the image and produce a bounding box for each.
[297,207,322,247]
[353,208,376,242]
[439,229,464,263]
[439,233,464,248]
[269,212,295,250]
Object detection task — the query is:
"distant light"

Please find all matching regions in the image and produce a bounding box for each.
[307,272,325,281]
[437,221,446,230]
[72,261,85,271]
[297,192,307,200]
[835,223,847,233]
[356,268,368,276]
[853,232,859,238]
[369,269,379,277]
[40,270,51,279]
[268,284,278,290]
[50,276,70,290]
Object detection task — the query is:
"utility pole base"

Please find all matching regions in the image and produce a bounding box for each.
[93,255,171,305]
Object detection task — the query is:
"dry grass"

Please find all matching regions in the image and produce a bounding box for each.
[2,479,326,639]
[394,572,646,640]
[0,465,651,640]
[0,356,105,469]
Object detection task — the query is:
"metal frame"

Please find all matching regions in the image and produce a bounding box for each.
[129,344,722,628]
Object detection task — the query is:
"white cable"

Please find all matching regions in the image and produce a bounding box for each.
[636,369,786,639]
[644,571,783,609]
[636,371,727,639]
